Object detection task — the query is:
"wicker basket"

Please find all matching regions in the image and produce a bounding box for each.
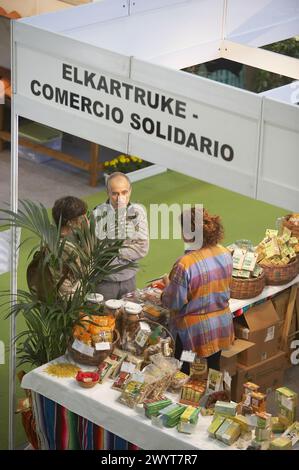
[68,329,120,366]
[259,257,299,286]
[230,272,265,300]
[282,214,299,238]
[123,317,175,364]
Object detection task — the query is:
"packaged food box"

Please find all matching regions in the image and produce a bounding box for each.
[159,403,186,428]
[214,401,238,417]
[180,379,206,406]
[271,417,287,434]
[180,405,200,425]
[232,415,251,433]
[208,415,226,438]
[282,421,299,446]
[255,427,272,442]
[243,382,260,395]
[256,412,272,429]
[250,391,266,412]
[177,406,200,434]
[275,387,298,426]
[270,436,292,450]
[144,398,172,418]
[215,418,234,442]
[221,420,241,445]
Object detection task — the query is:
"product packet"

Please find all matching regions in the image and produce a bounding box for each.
[221,420,241,445]
[97,357,116,383]
[208,415,226,438]
[282,421,299,446]
[177,406,200,434]
[214,401,238,418]
[143,398,172,418]
[206,369,223,393]
[111,371,131,391]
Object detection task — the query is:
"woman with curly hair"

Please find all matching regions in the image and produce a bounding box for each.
[161,207,234,373]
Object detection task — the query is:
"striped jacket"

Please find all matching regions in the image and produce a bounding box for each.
[162,245,233,316]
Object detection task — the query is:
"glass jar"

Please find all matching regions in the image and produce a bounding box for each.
[123,301,143,334]
[104,299,124,320]
[85,293,104,313]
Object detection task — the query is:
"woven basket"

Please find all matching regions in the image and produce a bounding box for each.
[77,379,98,389]
[230,272,265,300]
[259,257,299,286]
[123,317,175,364]
[68,329,120,366]
[282,215,299,238]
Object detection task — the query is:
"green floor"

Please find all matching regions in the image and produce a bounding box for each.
[0,170,289,448]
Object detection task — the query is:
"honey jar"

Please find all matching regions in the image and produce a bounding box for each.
[123,301,142,334]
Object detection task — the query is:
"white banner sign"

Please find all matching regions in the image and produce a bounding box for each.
[16,45,260,179]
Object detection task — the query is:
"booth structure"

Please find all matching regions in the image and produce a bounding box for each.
[8,0,299,448]
[0,0,105,187]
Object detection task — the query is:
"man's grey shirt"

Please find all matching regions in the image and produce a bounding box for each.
[93,202,149,281]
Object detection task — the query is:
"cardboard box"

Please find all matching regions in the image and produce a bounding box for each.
[234,300,280,366]
[231,350,287,402]
[272,289,297,341]
[220,339,255,376]
[272,290,291,321]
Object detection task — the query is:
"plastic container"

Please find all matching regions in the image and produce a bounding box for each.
[18,122,62,163]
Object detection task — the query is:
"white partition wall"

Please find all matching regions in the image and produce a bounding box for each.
[225,0,299,46]
[258,97,299,211]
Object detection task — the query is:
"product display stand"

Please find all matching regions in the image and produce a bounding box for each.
[8,0,299,448]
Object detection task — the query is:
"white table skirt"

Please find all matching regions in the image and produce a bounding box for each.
[22,358,233,451]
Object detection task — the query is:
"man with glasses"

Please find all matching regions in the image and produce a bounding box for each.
[94,172,149,300]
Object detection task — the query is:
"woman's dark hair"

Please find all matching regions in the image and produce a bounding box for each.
[180,207,224,247]
[52,196,88,227]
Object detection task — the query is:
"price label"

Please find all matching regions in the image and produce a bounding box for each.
[223,371,232,390]
[281,396,294,411]
[72,339,94,357]
[95,342,111,351]
[180,350,196,363]
[243,394,251,407]
[121,361,136,374]
[265,326,275,342]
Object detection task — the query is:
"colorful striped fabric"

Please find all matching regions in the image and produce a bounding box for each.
[31,392,139,450]
[162,245,234,357]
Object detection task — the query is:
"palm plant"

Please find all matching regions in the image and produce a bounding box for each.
[0,200,136,367]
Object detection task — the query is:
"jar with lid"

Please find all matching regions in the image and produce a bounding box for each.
[85,293,104,312]
[123,301,143,334]
[104,299,124,335]
[104,299,124,319]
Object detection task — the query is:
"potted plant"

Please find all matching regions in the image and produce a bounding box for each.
[103,154,167,183]
[0,200,135,367]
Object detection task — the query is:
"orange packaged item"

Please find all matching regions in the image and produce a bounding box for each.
[143,305,161,319]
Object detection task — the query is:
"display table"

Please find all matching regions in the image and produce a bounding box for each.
[23,361,228,451]
[22,275,299,450]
